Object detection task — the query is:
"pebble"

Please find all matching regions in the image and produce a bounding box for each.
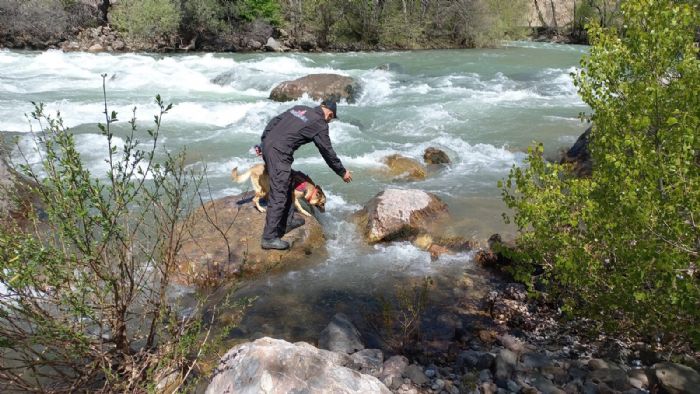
[479,369,493,381]
[425,368,437,378]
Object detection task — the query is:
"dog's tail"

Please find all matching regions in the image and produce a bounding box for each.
[231,167,253,183]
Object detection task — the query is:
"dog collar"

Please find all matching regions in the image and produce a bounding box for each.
[306,186,318,202]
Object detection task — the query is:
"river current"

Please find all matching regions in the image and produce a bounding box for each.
[0,42,589,347]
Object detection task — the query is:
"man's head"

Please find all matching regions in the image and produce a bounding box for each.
[320,100,337,122]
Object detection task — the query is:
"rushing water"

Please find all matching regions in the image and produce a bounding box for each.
[0,42,589,350]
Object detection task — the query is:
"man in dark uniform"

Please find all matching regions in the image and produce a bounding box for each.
[260,100,352,250]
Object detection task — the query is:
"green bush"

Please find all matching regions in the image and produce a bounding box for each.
[236,0,281,24]
[501,0,699,345]
[111,0,181,40]
[183,0,231,33]
[0,82,207,390]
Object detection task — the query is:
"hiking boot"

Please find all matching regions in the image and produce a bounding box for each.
[261,237,290,250]
[285,217,305,233]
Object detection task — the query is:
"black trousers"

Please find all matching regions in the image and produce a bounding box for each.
[261,146,296,240]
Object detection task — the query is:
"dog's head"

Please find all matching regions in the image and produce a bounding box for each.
[309,185,326,212]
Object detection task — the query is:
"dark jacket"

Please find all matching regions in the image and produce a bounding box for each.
[261,105,346,177]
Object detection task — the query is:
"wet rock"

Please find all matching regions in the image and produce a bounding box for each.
[319,313,365,354]
[382,154,427,181]
[206,337,390,393]
[458,350,495,371]
[423,147,451,165]
[269,73,360,103]
[560,126,592,177]
[350,349,383,377]
[653,362,700,394]
[113,40,125,51]
[381,355,409,389]
[354,188,449,243]
[376,62,404,72]
[479,368,493,382]
[404,364,429,385]
[175,192,326,287]
[412,234,473,260]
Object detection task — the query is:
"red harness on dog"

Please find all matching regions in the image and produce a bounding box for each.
[295,181,318,202]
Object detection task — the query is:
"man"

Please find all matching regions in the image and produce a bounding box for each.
[260,100,352,250]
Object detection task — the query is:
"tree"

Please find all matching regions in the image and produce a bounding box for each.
[501,0,699,345]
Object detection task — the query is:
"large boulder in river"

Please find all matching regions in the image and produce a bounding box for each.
[206,337,391,394]
[560,126,592,177]
[175,192,325,287]
[269,74,360,103]
[381,154,427,181]
[354,188,449,243]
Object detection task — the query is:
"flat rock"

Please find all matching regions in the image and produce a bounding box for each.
[175,192,326,287]
[354,188,449,243]
[206,337,390,394]
[269,73,360,103]
[318,313,365,354]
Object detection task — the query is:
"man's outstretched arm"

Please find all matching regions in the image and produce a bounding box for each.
[312,126,347,178]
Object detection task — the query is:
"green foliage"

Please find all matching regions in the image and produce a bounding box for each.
[183,0,230,33]
[236,0,281,24]
[111,0,181,40]
[501,0,700,345]
[0,80,208,390]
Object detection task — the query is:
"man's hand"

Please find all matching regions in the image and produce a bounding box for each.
[342,170,353,183]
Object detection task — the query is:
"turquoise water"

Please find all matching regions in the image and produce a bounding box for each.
[0,42,590,344]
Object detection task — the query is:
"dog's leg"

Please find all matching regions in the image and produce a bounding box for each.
[254,194,267,213]
[294,196,313,217]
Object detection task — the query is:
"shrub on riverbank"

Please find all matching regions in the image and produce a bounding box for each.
[501,0,699,347]
[0,83,215,391]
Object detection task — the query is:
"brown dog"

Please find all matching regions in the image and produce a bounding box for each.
[231,163,327,217]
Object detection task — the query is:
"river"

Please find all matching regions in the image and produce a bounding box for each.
[0,42,589,353]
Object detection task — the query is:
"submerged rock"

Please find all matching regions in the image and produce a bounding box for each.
[318,313,365,354]
[354,188,449,243]
[175,191,326,287]
[269,73,360,103]
[381,154,427,181]
[206,337,390,394]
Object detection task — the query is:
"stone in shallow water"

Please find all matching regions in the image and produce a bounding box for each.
[318,313,365,354]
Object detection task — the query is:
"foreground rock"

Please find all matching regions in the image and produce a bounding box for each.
[206,337,391,394]
[560,126,592,177]
[354,188,449,243]
[175,192,325,287]
[382,154,427,181]
[269,74,361,103]
[654,362,700,394]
